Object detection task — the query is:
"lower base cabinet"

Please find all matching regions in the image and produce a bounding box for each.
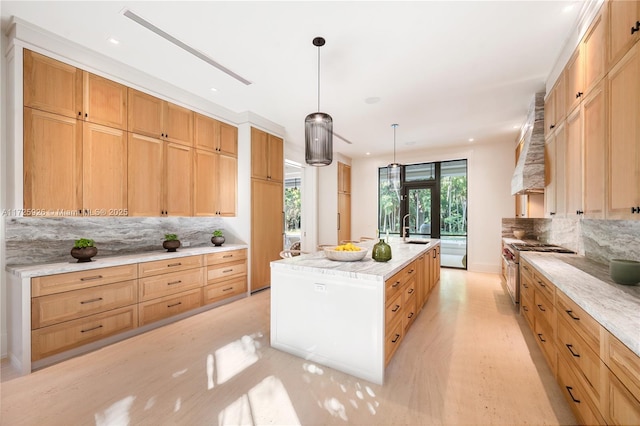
[139,288,203,326]
[557,354,606,425]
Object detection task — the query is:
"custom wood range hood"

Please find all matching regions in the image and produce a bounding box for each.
[511,92,546,195]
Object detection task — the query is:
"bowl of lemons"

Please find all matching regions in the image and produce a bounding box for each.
[324,242,368,262]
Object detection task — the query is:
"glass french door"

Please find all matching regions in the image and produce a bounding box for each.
[401,183,439,238]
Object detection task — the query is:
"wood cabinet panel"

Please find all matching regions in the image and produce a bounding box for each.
[32,280,137,329]
[138,255,203,278]
[385,292,403,328]
[583,10,606,95]
[338,162,351,194]
[267,134,284,182]
[138,267,203,301]
[206,260,247,284]
[194,112,218,152]
[217,153,237,217]
[557,353,606,425]
[250,179,283,291]
[385,317,403,366]
[555,289,601,354]
[128,89,163,138]
[603,368,640,426]
[203,276,247,305]
[608,0,640,68]
[31,264,137,297]
[533,316,557,374]
[83,72,127,130]
[554,72,567,126]
[23,107,83,215]
[565,47,584,114]
[23,49,82,119]
[82,122,127,214]
[31,305,138,361]
[565,108,583,217]
[403,287,417,332]
[219,122,238,156]
[127,133,163,216]
[603,331,640,404]
[250,127,283,182]
[138,288,202,326]
[544,134,557,217]
[338,192,351,244]
[163,101,193,146]
[193,149,216,216]
[206,249,247,265]
[582,81,606,218]
[165,143,193,216]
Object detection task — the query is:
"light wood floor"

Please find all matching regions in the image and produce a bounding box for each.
[1,270,576,425]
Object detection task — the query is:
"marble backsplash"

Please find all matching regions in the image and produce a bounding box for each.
[502,217,640,265]
[4,216,230,265]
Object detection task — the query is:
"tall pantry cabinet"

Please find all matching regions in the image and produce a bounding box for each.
[338,162,352,243]
[250,127,284,292]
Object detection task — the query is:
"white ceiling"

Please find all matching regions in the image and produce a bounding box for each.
[1,1,584,159]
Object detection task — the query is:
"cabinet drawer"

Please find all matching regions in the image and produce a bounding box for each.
[520,291,535,330]
[520,273,534,301]
[603,331,640,404]
[206,249,247,265]
[534,317,557,375]
[203,276,247,305]
[385,319,403,365]
[603,365,640,426]
[520,259,535,284]
[32,280,137,329]
[403,295,417,332]
[557,314,602,404]
[138,255,203,278]
[533,289,555,330]
[138,288,202,326]
[385,292,404,328]
[32,305,138,361]
[403,277,417,302]
[385,261,416,305]
[206,260,247,284]
[139,267,203,301]
[532,270,555,302]
[556,289,601,355]
[557,354,606,425]
[32,264,137,297]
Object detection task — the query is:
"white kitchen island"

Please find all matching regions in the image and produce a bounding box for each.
[270,239,440,384]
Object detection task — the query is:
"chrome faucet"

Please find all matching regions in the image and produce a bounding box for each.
[402,214,410,242]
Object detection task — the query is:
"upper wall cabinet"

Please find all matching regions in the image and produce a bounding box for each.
[24,50,82,120]
[338,162,351,194]
[608,0,640,69]
[251,127,283,182]
[194,113,238,156]
[83,72,127,130]
[128,89,193,146]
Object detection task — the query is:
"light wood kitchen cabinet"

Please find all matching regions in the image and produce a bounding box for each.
[582,81,606,219]
[565,107,583,218]
[431,245,441,286]
[23,107,82,216]
[557,354,607,425]
[565,47,584,114]
[165,142,193,216]
[251,127,283,182]
[607,42,640,220]
[82,71,127,130]
[193,148,237,217]
[23,49,82,119]
[602,331,640,425]
[127,133,163,216]
[544,135,557,218]
[194,113,238,156]
[338,192,351,244]
[607,0,640,69]
[128,88,193,146]
[138,288,202,326]
[31,264,137,297]
[338,162,351,194]
[82,122,128,215]
[138,268,204,302]
[204,249,247,304]
[582,10,606,96]
[251,179,283,291]
[554,72,567,127]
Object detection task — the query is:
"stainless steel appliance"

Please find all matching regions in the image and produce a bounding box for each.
[502,242,574,306]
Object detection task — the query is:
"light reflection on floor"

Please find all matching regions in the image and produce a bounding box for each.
[94,395,136,426]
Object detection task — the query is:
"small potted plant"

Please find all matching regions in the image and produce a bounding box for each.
[70,238,98,263]
[211,230,225,246]
[163,234,181,252]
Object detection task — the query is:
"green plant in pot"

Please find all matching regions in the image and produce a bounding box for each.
[211,230,225,247]
[70,238,98,263]
[163,233,181,252]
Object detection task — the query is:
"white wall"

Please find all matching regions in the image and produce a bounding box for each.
[351,140,514,273]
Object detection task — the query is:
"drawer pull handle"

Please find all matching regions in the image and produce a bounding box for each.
[407,288,414,294]
[566,386,580,403]
[392,281,400,288]
[522,306,529,312]
[407,312,414,319]
[391,333,400,343]
[566,310,580,321]
[566,344,581,358]
[523,265,529,271]
[80,297,103,304]
[391,304,400,313]
[522,283,529,289]
[223,255,233,258]
[167,302,182,308]
[408,269,414,274]
[222,287,233,292]
[537,280,545,287]
[80,275,103,281]
[223,269,234,273]
[537,333,546,343]
[81,324,103,333]
[537,304,546,312]
[168,280,182,285]
[168,262,182,267]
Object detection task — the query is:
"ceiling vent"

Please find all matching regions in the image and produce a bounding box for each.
[122,9,252,85]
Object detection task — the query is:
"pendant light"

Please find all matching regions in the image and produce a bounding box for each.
[305,37,333,166]
[388,124,401,188]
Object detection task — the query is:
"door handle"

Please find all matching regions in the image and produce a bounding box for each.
[337,213,340,230]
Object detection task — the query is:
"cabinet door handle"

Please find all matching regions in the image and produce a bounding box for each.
[80,297,103,304]
[81,324,103,333]
[549,124,555,129]
[408,269,414,274]
[167,262,182,267]
[565,310,580,321]
[337,213,340,230]
[566,386,580,403]
[167,302,182,308]
[222,269,233,273]
[631,21,640,34]
[522,305,529,312]
[392,281,400,288]
[575,91,583,98]
[407,312,414,319]
[222,254,233,258]
[566,344,581,358]
[222,287,233,292]
[537,304,546,312]
[80,275,103,281]
[550,212,556,216]
[167,280,182,285]
[391,304,400,313]
[407,288,414,294]
[537,280,545,287]
[632,206,639,214]
[537,333,546,343]
[391,333,400,343]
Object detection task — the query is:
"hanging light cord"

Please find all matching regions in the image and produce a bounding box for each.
[317,46,321,112]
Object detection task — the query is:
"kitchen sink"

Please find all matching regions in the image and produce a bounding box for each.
[405,238,431,244]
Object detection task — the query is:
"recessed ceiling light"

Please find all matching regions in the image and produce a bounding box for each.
[563,5,574,13]
[108,37,120,45]
[513,125,519,129]
[365,152,371,156]
[468,138,474,142]
[210,87,218,92]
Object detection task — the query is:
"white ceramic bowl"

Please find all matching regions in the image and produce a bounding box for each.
[513,229,526,239]
[324,247,368,262]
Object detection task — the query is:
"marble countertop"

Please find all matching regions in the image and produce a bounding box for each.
[521,252,640,358]
[6,244,249,279]
[271,239,440,281]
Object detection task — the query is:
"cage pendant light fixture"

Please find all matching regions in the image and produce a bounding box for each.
[388,124,401,188]
[305,37,333,166]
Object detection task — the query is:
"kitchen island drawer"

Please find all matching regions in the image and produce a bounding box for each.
[385,318,403,366]
[203,276,247,305]
[138,267,204,301]
[32,280,138,329]
[385,261,416,305]
[31,264,137,297]
[138,288,202,326]
[206,260,247,284]
[556,289,600,354]
[138,255,203,278]
[385,291,404,328]
[31,305,138,361]
[403,294,417,332]
[206,249,247,265]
